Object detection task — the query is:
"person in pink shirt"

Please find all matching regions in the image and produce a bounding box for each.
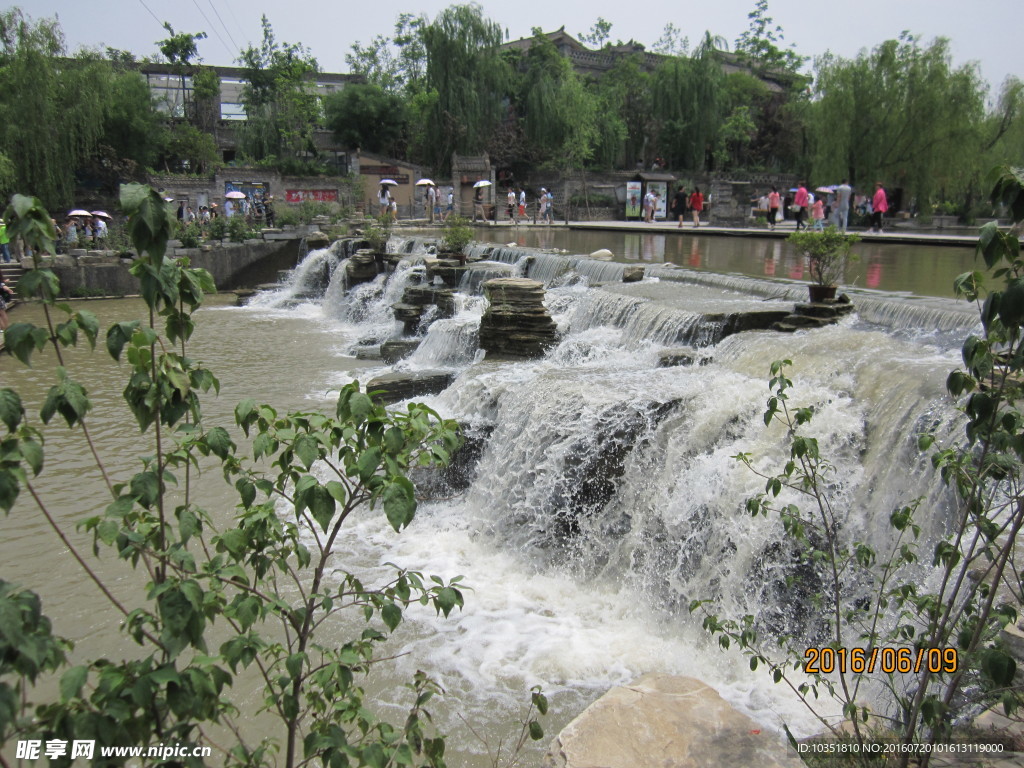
[871,182,888,233]
[792,182,809,230]
[767,186,781,230]
[811,198,825,230]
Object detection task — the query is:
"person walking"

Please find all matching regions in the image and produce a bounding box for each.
[378,185,391,218]
[518,188,526,222]
[871,182,888,233]
[443,188,454,222]
[427,183,437,224]
[688,187,704,228]
[767,186,781,231]
[673,186,688,228]
[507,188,517,224]
[811,198,826,231]
[0,218,11,263]
[833,179,852,232]
[792,182,809,230]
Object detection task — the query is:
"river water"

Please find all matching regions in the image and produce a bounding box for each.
[1,230,980,764]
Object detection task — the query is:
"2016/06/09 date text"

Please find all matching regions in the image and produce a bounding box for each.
[804,647,958,675]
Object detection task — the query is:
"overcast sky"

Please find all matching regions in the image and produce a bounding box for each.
[20,0,1022,95]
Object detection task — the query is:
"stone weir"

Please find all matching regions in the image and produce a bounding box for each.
[478,277,559,359]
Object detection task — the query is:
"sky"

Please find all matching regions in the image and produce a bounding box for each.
[18,0,1023,94]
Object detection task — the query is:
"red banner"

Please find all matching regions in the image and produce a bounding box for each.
[285,189,339,203]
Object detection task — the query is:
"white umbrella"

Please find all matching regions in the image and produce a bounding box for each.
[225,190,246,199]
[90,210,112,219]
[68,209,92,217]
[473,180,492,188]
[415,178,435,186]
[379,179,399,186]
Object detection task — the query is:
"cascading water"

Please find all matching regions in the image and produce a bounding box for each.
[243,235,972,759]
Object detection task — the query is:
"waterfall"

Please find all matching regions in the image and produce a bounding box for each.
[226,233,981,747]
[247,239,353,308]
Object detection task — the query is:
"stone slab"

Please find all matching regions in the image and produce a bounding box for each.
[543,674,801,768]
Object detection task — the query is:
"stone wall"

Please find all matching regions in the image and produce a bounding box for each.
[36,237,301,297]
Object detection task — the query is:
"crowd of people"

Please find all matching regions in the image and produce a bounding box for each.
[752,180,889,234]
[176,194,276,230]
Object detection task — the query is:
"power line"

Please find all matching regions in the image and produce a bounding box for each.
[137,0,163,30]
[222,0,249,55]
[189,0,235,61]
[206,0,241,59]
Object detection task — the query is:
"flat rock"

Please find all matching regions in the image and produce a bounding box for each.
[366,370,455,405]
[543,674,801,768]
[380,339,421,364]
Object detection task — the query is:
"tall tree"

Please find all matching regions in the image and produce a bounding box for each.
[419,4,509,172]
[346,13,428,96]
[809,34,988,209]
[324,83,407,156]
[237,16,321,167]
[649,36,725,171]
[156,23,207,119]
[0,9,108,207]
[734,0,805,74]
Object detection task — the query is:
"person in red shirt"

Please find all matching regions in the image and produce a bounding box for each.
[688,187,704,228]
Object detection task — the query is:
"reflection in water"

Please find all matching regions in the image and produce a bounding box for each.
[462,227,976,298]
[688,240,702,268]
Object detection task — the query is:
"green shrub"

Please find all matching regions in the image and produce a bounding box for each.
[274,206,300,227]
[178,221,202,248]
[227,215,257,243]
[363,218,391,252]
[441,216,473,254]
[207,215,227,240]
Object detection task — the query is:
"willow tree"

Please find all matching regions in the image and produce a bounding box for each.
[595,54,651,169]
[419,4,509,173]
[649,36,725,171]
[513,32,603,169]
[809,34,987,210]
[0,9,108,208]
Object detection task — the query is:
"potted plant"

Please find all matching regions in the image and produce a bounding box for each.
[441,216,473,265]
[787,227,860,302]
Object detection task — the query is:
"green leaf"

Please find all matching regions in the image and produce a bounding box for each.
[381,603,402,631]
[130,471,161,508]
[0,469,19,513]
[3,323,49,365]
[0,389,24,431]
[434,586,461,618]
[382,477,416,532]
[355,446,382,482]
[304,484,336,533]
[106,321,141,361]
[60,665,88,701]
[235,478,257,507]
[528,720,544,740]
[983,649,1017,687]
[19,438,43,476]
[205,427,235,460]
[294,435,319,469]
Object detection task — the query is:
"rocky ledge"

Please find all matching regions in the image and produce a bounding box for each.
[543,674,802,768]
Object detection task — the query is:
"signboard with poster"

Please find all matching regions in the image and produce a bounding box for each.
[625,181,642,219]
[284,189,340,203]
